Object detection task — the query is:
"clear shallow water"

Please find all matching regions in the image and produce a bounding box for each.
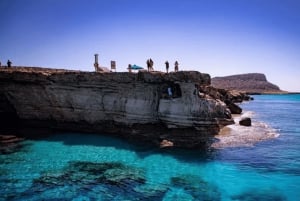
[1,94,300,201]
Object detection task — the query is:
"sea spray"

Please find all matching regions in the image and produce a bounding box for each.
[213,110,279,148]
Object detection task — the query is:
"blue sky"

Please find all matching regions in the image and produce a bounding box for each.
[1,0,300,91]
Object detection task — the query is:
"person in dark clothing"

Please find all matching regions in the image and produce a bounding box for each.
[146,59,150,71]
[7,60,12,67]
[174,61,179,72]
[149,58,154,71]
[165,61,169,73]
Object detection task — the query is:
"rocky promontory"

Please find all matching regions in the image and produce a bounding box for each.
[0,67,237,148]
[211,73,285,94]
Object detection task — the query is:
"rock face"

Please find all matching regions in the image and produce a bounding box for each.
[211,73,284,94]
[225,100,242,114]
[194,86,250,115]
[0,67,234,148]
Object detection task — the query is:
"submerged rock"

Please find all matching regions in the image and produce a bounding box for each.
[231,188,287,201]
[170,174,221,201]
[21,161,148,200]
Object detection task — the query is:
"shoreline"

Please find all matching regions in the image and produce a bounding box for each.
[212,107,279,148]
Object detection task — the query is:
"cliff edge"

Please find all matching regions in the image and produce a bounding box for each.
[0,67,234,148]
[211,73,285,94]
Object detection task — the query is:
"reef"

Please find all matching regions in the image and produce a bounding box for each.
[3,161,222,200]
[0,67,243,148]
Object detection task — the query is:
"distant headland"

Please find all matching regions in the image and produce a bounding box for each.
[211,73,287,94]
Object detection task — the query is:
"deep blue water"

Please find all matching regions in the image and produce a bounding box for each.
[1,94,300,201]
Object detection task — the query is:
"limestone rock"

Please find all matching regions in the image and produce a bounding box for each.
[160,139,174,148]
[225,100,242,114]
[0,67,235,148]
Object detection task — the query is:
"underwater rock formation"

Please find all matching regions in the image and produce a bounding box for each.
[0,67,235,148]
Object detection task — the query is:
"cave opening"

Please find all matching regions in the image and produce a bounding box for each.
[160,83,182,99]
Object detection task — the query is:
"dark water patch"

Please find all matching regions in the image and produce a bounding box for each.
[211,143,300,176]
[134,184,170,201]
[151,146,220,167]
[170,174,221,201]
[0,178,27,201]
[39,133,160,159]
[39,133,218,164]
[231,188,287,201]
[0,168,7,176]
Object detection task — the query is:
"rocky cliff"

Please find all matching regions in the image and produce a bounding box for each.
[0,67,234,148]
[211,73,284,94]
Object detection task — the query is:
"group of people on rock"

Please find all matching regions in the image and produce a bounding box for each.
[146,58,154,71]
[146,59,179,73]
[0,60,12,68]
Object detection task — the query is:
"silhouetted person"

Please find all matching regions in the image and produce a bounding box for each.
[165,61,169,73]
[7,60,12,67]
[149,58,154,71]
[146,59,150,71]
[174,61,179,72]
[128,64,132,73]
[0,61,1,67]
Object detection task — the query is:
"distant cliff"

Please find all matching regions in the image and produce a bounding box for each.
[211,73,285,94]
[0,67,236,148]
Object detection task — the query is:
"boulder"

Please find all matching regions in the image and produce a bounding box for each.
[160,139,174,148]
[239,117,251,126]
[225,100,242,114]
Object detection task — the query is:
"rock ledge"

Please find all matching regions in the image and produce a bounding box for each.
[0,67,236,148]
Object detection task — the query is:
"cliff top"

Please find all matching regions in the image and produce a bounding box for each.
[211,73,286,94]
[0,66,211,84]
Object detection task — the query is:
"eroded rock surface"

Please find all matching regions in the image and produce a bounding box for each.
[0,67,234,148]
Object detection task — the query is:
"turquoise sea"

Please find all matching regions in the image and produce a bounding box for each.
[1,94,300,201]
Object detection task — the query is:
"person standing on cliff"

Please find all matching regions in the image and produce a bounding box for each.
[149,58,154,71]
[146,59,150,71]
[174,61,179,72]
[165,61,169,73]
[7,60,12,67]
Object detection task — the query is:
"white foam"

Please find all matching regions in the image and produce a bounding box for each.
[212,111,279,148]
